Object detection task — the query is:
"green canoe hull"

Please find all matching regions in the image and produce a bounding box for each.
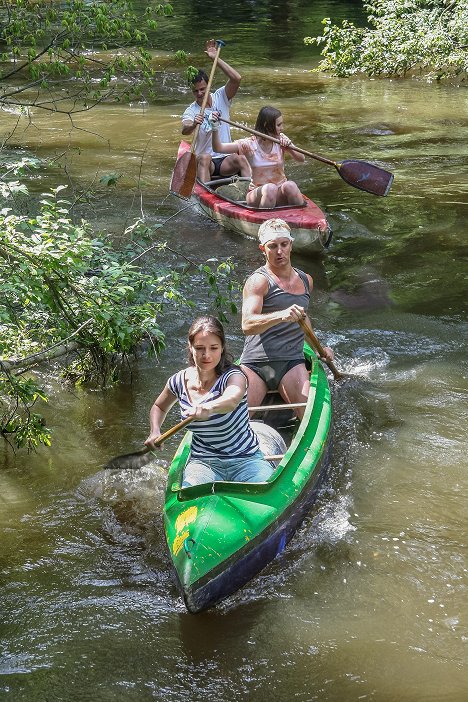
[163,344,332,613]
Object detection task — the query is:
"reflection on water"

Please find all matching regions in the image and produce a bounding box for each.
[1,1,468,699]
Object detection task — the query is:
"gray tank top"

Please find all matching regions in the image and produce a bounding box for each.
[240,266,310,363]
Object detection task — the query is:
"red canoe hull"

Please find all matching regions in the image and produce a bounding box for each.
[175,142,331,255]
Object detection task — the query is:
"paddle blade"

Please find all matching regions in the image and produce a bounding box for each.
[169,151,197,198]
[104,446,155,471]
[337,160,394,196]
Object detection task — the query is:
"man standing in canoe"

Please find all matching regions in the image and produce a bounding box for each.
[240,218,334,416]
[182,39,251,182]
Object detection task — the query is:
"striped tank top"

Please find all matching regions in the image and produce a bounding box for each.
[167,367,259,460]
[240,266,310,363]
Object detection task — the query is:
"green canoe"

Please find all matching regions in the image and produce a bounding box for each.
[163,344,332,613]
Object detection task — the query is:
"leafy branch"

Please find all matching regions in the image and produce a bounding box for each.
[305,0,468,81]
[0,0,175,112]
[0,182,241,450]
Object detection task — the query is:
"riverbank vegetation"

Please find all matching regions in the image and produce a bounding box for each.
[306,0,467,81]
[0,176,238,450]
[0,1,241,450]
[0,0,175,113]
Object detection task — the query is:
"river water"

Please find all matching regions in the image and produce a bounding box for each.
[1,1,467,700]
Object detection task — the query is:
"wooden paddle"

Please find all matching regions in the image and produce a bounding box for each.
[104,416,194,470]
[297,317,343,380]
[170,39,226,198]
[218,117,394,197]
[104,399,307,471]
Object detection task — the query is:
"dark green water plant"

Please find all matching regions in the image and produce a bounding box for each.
[306,0,467,81]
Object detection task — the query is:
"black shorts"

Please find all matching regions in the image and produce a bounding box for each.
[211,156,228,177]
[242,359,305,392]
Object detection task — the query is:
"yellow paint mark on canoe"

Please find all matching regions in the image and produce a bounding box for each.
[175,506,198,533]
[172,529,189,556]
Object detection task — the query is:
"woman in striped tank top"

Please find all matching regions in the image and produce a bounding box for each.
[144,316,273,487]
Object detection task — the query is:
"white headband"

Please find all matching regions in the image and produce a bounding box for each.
[258,218,294,245]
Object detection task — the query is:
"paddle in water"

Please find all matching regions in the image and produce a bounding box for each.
[170,39,226,198]
[104,416,194,470]
[218,117,394,197]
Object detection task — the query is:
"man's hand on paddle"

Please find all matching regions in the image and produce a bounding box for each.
[281,304,307,323]
[320,346,335,363]
[282,305,335,363]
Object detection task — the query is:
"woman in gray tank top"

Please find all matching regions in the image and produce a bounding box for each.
[240,219,334,416]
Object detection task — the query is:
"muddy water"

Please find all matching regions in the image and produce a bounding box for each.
[1,2,467,700]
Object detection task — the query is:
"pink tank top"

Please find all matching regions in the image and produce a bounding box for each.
[236,136,287,189]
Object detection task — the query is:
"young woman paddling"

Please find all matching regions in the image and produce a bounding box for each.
[211,105,306,208]
[144,316,274,487]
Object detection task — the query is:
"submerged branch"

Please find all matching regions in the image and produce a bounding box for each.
[1,319,93,371]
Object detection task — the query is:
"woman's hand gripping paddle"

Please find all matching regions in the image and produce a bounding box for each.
[103,395,315,471]
[104,417,194,471]
[170,39,226,199]
[218,117,394,197]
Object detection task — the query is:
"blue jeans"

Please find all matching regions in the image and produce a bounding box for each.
[182,450,274,488]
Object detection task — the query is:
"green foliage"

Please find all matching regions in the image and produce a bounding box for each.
[0,185,187,448]
[99,172,122,186]
[305,0,468,81]
[0,155,42,198]
[199,258,240,323]
[186,66,199,84]
[0,373,51,449]
[0,0,174,111]
[0,189,180,360]
[0,182,242,450]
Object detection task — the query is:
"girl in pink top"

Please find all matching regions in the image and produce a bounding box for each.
[211,106,306,208]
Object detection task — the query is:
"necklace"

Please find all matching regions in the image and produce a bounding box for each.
[258,137,273,154]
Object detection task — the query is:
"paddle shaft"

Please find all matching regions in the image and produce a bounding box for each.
[219,117,336,166]
[153,416,193,447]
[103,416,194,470]
[297,318,343,380]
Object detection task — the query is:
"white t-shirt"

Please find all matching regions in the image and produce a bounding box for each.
[182,86,232,157]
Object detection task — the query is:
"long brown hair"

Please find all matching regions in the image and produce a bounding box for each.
[254,106,282,137]
[187,316,234,374]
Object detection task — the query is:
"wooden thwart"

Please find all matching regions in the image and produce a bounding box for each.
[249,402,307,412]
